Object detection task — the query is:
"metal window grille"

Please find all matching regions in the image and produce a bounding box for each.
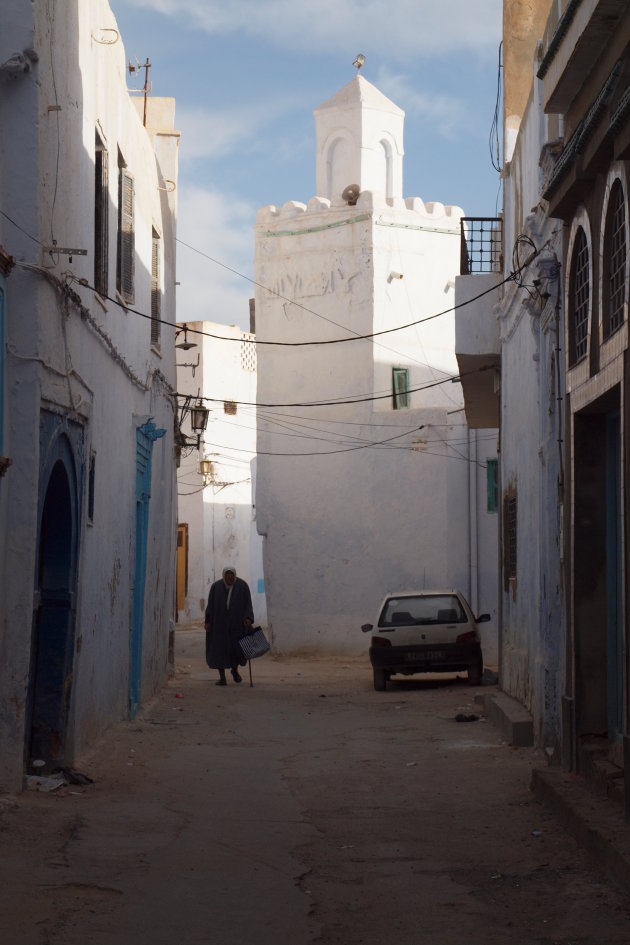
[460,218,503,275]
[606,181,626,336]
[151,231,161,347]
[392,367,410,409]
[94,141,108,297]
[570,227,589,364]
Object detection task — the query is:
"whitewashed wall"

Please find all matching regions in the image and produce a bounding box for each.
[496,54,566,745]
[0,0,178,790]
[177,321,267,626]
[254,77,498,655]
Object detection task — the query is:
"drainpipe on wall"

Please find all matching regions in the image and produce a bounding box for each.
[0,248,16,477]
[469,429,479,615]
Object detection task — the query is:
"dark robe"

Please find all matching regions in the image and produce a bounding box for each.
[205,576,254,669]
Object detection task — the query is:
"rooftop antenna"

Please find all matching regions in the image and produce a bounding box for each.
[353,53,365,72]
[128,56,152,126]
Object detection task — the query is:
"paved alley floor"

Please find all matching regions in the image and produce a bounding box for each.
[2,625,630,944]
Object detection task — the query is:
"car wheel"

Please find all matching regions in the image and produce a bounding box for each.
[373,668,387,691]
[467,656,483,686]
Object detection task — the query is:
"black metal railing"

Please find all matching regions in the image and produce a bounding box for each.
[460,217,503,275]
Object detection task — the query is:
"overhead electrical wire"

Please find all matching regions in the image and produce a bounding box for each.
[6,205,532,350]
[178,364,494,410]
[489,41,503,174]
[0,210,42,245]
[206,408,498,455]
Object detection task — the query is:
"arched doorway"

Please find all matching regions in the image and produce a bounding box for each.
[27,436,79,773]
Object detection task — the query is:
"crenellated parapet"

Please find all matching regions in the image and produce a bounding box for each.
[256,190,464,233]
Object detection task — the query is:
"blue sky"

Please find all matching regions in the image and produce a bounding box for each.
[110,0,503,330]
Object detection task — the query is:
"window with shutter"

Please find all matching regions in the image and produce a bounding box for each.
[392,367,410,409]
[151,229,161,347]
[94,134,108,297]
[116,158,135,305]
[486,458,498,512]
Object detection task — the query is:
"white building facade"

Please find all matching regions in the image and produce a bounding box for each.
[176,321,267,626]
[254,75,498,657]
[0,0,179,791]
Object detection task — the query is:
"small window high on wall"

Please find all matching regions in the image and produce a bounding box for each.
[392,367,410,409]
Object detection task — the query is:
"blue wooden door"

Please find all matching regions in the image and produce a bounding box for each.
[130,422,165,719]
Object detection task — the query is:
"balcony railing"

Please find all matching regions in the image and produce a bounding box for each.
[460,217,503,275]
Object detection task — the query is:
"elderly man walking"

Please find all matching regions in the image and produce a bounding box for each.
[204,566,254,685]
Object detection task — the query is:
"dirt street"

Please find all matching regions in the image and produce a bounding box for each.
[2,624,630,945]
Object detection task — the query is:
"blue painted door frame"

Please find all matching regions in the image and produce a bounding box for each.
[129,421,165,719]
[28,414,83,770]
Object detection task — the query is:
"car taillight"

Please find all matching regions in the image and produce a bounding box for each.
[372,636,392,648]
[456,630,478,644]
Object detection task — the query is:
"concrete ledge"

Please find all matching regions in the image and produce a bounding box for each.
[477,690,534,746]
[532,766,630,892]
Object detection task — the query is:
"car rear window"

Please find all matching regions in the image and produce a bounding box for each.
[378,595,467,627]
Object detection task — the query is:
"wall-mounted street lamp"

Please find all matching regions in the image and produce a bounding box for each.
[175,324,198,350]
[175,394,209,457]
[199,458,215,487]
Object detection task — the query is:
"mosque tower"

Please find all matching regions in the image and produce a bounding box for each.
[252,71,489,657]
[313,73,404,201]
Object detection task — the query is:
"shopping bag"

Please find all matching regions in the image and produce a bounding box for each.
[239,626,270,660]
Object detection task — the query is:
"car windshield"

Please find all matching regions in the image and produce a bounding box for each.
[378,594,467,627]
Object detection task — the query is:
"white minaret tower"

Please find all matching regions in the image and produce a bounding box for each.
[253,70,487,659]
[314,73,404,201]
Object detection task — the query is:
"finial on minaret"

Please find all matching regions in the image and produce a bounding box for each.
[352,53,365,72]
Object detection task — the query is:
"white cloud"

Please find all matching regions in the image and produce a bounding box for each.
[176,185,255,329]
[176,95,308,162]
[124,0,502,60]
[375,65,465,138]
[176,106,263,161]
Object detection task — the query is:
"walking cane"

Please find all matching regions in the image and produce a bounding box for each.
[248,659,253,688]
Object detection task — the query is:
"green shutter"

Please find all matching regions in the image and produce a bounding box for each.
[393,367,410,409]
[487,459,498,512]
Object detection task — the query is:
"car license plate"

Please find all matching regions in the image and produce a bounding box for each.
[405,649,445,662]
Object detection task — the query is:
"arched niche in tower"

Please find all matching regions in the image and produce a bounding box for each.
[324,131,355,200]
[376,135,395,199]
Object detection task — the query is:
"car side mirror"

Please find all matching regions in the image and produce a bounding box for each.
[361,623,373,633]
[476,613,491,623]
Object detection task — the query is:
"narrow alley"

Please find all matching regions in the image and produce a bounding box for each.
[1,625,630,945]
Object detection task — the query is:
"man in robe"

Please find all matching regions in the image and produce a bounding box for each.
[204,566,254,685]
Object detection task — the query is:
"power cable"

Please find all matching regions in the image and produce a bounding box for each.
[0,210,42,245]
[177,366,491,410]
[489,41,503,174]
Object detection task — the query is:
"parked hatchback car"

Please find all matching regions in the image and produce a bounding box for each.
[361,590,490,691]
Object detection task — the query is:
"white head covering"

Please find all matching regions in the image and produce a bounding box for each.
[222,566,236,581]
